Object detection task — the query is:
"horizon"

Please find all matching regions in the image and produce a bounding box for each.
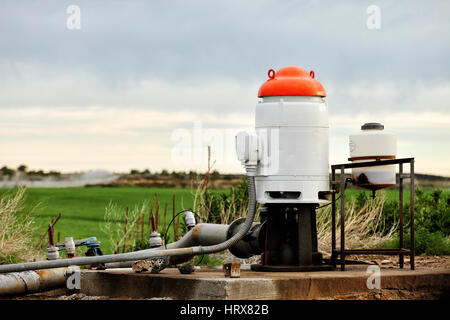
[1,165,449,179]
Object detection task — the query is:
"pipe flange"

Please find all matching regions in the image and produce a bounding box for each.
[227,218,261,259]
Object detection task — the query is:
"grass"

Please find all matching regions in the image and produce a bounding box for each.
[0,185,447,259]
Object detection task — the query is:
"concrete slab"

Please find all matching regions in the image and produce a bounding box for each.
[80,266,450,300]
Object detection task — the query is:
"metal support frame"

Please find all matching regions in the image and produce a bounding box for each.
[330,158,415,271]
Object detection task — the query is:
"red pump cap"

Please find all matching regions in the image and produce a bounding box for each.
[258,66,326,97]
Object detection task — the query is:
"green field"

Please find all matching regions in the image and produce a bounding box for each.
[0,187,198,254]
[0,186,440,255]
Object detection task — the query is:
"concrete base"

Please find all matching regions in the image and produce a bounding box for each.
[251,264,334,272]
[80,266,450,300]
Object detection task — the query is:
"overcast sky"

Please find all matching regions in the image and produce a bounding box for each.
[1,0,449,175]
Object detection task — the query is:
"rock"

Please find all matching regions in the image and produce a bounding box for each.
[381,259,392,265]
[132,257,169,273]
[57,293,87,300]
[178,263,195,274]
[80,295,103,300]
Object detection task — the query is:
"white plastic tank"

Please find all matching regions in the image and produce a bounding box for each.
[349,123,397,190]
[252,66,330,204]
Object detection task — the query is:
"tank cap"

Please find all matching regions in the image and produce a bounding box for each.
[258,66,326,97]
[361,122,384,130]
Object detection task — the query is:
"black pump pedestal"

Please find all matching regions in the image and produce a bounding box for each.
[251,204,334,272]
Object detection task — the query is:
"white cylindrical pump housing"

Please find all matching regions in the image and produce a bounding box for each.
[349,123,397,190]
[255,96,329,203]
[236,66,330,204]
[243,66,332,204]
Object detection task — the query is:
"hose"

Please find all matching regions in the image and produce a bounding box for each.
[0,175,257,274]
[192,175,256,255]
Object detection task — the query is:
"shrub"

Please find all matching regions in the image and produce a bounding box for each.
[384,227,450,255]
[413,188,449,236]
[381,188,450,255]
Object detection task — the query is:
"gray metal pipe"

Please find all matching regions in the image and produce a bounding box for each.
[0,266,79,296]
[0,176,257,274]
[0,247,194,273]
[104,223,229,269]
[166,223,229,249]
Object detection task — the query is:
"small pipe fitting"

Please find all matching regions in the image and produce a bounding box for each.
[46,246,59,260]
[184,210,196,230]
[149,231,163,248]
[65,237,76,258]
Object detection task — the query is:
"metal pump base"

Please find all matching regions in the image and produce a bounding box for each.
[251,204,334,272]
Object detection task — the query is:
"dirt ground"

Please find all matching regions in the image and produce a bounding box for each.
[347,254,450,269]
[221,250,450,270]
[328,254,450,300]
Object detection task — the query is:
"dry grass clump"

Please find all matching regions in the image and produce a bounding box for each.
[102,190,187,254]
[218,191,249,226]
[192,179,249,224]
[0,188,42,264]
[316,193,397,254]
[191,165,251,225]
[101,201,150,254]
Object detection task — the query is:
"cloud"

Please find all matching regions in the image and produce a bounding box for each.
[0,1,449,83]
[0,106,253,137]
[327,80,450,114]
[1,104,449,175]
[0,1,449,176]
[0,61,259,115]
[2,61,450,116]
